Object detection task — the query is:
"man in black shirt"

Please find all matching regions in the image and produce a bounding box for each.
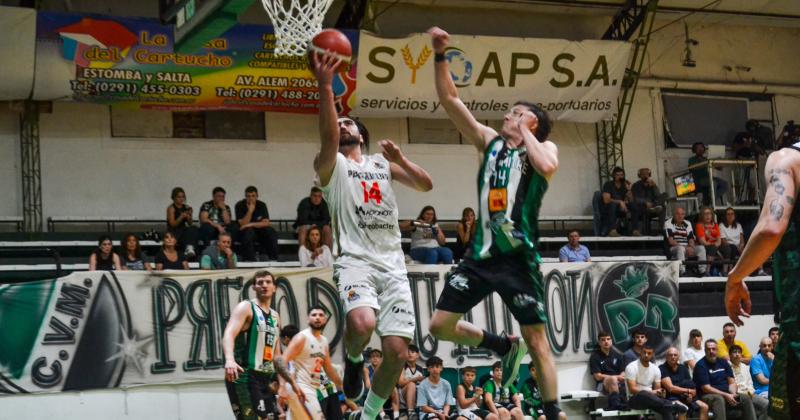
[199,186,239,246]
[589,331,626,410]
[600,167,632,236]
[630,168,666,236]
[235,186,279,261]
[294,186,332,248]
[660,346,709,420]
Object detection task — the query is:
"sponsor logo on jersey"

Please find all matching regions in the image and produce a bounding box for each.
[347,290,360,302]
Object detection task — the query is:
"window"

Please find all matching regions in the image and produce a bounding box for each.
[662,90,775,149]
[111,107,266,140]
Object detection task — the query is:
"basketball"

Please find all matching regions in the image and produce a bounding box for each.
[308,29,352,72]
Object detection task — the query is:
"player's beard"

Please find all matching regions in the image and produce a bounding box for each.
[310,321,327,332]
[339,132,360,148]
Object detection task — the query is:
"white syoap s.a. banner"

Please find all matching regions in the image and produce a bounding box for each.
[354,31,631,123]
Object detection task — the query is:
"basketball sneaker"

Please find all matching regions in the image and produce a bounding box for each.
[501,336,527,388]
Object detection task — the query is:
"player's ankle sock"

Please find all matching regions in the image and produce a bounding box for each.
[347,351,364,364]
[543,401,562,420]
[393,410,400,419]
[362,391,388,419]
[479,330,511,355]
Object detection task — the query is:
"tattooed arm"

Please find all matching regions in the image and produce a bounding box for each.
[727,150,799,324]
[275,333,308,403]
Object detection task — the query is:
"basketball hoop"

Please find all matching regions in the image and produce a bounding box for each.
[261,0,335,56]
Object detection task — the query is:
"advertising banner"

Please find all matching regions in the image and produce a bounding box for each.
[33,12,359,114]
[354,32,631,122]
[0,261,678,395]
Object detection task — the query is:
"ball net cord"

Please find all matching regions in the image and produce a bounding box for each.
[261,0,335,56]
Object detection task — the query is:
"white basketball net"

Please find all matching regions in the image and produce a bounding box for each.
[261,0,335,56]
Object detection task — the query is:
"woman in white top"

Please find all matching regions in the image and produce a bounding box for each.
[719,207,744,276]
[402,205,453,264]
[298,226,333,267]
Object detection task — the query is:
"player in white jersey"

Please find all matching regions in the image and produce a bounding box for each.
[279,305,342,420]
[310,51,434,420]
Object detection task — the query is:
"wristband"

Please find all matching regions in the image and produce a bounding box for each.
[434,52,446,62]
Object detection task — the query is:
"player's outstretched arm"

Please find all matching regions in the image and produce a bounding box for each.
[222,301,251,381]
[381,139,433,192]
[322,346,343,391]
[275,333,308,402]
[310,51,343,186]
[519,114,558,180]
[727,149,798,325]
[428,27,496,151]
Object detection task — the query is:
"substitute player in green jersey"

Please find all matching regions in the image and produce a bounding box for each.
[223,270,302,420]
[427,27,563,420]
[726,145,800,420]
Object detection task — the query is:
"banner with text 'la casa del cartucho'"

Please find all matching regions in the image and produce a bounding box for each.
[33,12,358,114]
[353,32,631,123]
[0,262,679,395]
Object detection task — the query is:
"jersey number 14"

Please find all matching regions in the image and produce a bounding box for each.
[360,181,383,204]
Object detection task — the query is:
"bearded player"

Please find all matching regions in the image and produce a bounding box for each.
[427,27,563,420]
[309,51,434,420]
[279,305,343,420]
[223,271,301,420]
[726,146,800,420]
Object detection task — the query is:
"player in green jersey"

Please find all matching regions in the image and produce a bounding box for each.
[726,147,800,420]
[223,270,303,420]
[427,27,563,420]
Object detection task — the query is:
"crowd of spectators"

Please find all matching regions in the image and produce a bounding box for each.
[589,323,777,420]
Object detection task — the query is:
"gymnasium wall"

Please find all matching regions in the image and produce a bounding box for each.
[1,3,799,222]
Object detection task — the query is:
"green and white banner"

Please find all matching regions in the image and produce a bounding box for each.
[353,32,631,122]
[0,261,678,395]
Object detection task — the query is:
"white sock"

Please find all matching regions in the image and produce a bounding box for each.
[362,390,387,419]
[393,410,400,419]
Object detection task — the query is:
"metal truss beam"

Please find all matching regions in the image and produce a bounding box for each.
[596,0,658,186]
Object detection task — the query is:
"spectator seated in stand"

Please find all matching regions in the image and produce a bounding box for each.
[483,361,523,420]
[521,364,566,420]
[455,207,477,262]
[398,344,426,417]
[166,186,199,259]
[416,356,459,420]
[294,186,332,249]
[688,142,728,206]
[625,344,688,419]
[199,186,238,246]
[200,232,237,269]
[402,205,453,264]
[120,233,152,271]
[623,329,648,366]
[155,231,189,270]
[718,207,744,276]
[558,230,591,262]
[749,337,773,400]
[298,225,333,268]
[589,331,626,410]
[660,346,709,420]
[777,119,800,149]
[717,322,752,364]
[682,329,705,371]
[665,206,706,276]
[363,349,400,420]
[235,186,279,262]
[630,167,666,236]
[88,235,121,271]
[600,166,632,237]
[695,207,723,276]
[693,339,757,420]
[729,345,769,419]
[456,366,494,420]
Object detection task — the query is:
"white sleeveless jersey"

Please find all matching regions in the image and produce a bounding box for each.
[293,328,328,389]
[321,152,405,272]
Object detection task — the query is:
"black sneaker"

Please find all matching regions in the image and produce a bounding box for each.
[343,355,365,399]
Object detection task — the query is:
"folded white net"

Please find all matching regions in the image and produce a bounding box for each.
[261,0,335,56]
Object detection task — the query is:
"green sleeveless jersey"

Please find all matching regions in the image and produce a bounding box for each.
[233,300,280,375]
[772,147,800,358]
[470,136,548,261]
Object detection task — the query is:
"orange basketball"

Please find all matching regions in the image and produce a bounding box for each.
[308,29,352,72]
